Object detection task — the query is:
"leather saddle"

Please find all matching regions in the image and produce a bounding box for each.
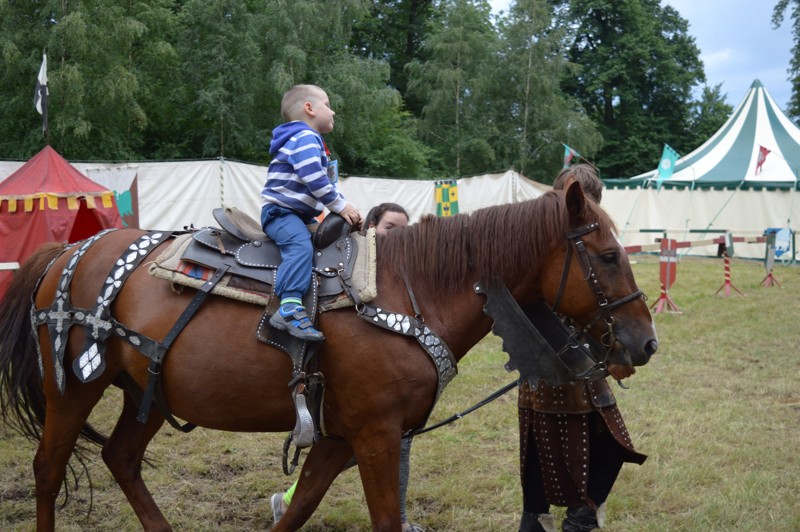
[180,207,357,298]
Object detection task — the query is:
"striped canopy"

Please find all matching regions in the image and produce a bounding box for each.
[606,80,800,190]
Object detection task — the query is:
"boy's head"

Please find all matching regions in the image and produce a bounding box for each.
[553,163,603,204]
[281,84,335,134]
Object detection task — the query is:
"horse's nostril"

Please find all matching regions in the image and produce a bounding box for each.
[645,339,658,356]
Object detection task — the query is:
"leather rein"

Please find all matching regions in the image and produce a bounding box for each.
[552,221,644,380]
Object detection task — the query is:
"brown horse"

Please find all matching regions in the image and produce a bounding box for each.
[0,182,657,531]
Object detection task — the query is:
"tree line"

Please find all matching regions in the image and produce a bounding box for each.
[0,0,740,182]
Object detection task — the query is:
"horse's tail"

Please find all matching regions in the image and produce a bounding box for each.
[0,243,107,452]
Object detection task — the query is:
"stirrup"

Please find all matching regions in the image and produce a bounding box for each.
[281,386,316,475]
[292,386,315,448]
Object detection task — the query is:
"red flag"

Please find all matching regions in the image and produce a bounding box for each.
[755,145,770,175]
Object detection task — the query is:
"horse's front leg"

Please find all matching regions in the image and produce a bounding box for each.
[351,426,402,532]
[273,437,354,531]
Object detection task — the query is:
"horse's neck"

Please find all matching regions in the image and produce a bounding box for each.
[415,282,494,363]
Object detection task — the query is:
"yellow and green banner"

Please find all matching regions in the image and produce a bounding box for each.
[435,179,459,217]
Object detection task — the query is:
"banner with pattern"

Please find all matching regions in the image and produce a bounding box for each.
[435,179,459,217]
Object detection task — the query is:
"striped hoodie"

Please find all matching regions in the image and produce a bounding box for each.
[261,121,347,221]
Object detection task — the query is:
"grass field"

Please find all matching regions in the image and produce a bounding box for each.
[2,255,799,531]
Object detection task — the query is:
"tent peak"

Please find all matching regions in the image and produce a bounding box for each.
[750,79,763,89]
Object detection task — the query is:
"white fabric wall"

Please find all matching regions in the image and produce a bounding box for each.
[604,186,800,260]
[4,157,794,260]
[1,161,548,229]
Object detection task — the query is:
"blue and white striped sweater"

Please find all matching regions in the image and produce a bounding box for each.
[261,121,346,220]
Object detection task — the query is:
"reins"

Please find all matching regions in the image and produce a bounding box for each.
[407,380,518,437]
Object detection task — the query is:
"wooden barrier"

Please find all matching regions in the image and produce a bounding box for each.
[649,238,681,314]
[761,233,781,287]
[623,233,770,312]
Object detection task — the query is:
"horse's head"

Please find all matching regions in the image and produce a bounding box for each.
[540,181,658,378]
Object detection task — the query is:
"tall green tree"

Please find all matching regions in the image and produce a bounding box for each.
[257,0,431,176]
[173,0,262,159]
[773,0,800,121]
[553,0,705,178]
[688,84,733,149]
[407,0,498,176]
[0,0,179,160]
[350,0,434,115]
[489,0,601,181]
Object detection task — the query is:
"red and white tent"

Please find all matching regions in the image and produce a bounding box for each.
[0,145,122,299]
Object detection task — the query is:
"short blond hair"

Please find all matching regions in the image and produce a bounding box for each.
[553,163,603,203]
[281,84,326,121]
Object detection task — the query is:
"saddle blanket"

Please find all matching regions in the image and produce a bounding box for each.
[148,230,377,311]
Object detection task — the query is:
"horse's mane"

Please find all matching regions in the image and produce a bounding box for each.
[379,190,615,299]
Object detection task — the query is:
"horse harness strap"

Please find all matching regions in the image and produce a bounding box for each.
[357,305,457,402]
[553,222,643,354]
[31,230,231,432]
[32,230,172,394]
[136,263,230,428]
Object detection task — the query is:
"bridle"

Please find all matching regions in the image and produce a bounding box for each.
[551,221,644,379]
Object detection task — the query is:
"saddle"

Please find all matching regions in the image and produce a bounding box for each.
[181,207,358,299]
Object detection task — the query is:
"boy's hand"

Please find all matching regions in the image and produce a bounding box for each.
[339,203,361,226]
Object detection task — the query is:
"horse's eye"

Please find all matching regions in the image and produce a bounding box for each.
[600,252,618,264]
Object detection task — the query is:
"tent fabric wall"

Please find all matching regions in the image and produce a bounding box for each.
[604,186,800,260]
[1,154,791,260]
[1,162,550,230]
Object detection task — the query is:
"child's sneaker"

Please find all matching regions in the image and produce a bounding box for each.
[269,304,325,341]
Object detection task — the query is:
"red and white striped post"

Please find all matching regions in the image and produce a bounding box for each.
[715,248,744,297]
[650,238,682,314]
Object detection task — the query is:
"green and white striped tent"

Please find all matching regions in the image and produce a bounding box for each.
[606,80,799,190]
[601,80,800,259]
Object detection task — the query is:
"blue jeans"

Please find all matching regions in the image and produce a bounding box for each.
[261,204,314,302]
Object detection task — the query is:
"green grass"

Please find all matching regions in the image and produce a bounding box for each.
[2,255,799,530]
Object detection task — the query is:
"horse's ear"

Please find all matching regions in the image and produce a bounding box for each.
[565,180,587,221]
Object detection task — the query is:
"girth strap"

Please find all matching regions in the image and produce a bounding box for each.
[136,264,231,427]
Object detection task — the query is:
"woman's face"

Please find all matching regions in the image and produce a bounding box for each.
[372,211,408,235]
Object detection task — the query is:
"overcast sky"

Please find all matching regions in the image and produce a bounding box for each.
[488,0,795,112]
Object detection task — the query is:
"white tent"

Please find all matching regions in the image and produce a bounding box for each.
[0,158,548,231]
[603,80,800,260]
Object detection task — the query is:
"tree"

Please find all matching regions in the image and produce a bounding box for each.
[350,0,435,115]
[407,0,498,176]
[553,0,705,178]
[773,0,800,121]
[488,0,600,181]
[688,84,733,149]
[173,0,263,159]
[0,0,180,160]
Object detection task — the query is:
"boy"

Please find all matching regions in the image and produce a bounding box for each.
[261,85,361,341]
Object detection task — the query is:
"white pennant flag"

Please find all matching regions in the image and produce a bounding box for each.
[34,52,48,133]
